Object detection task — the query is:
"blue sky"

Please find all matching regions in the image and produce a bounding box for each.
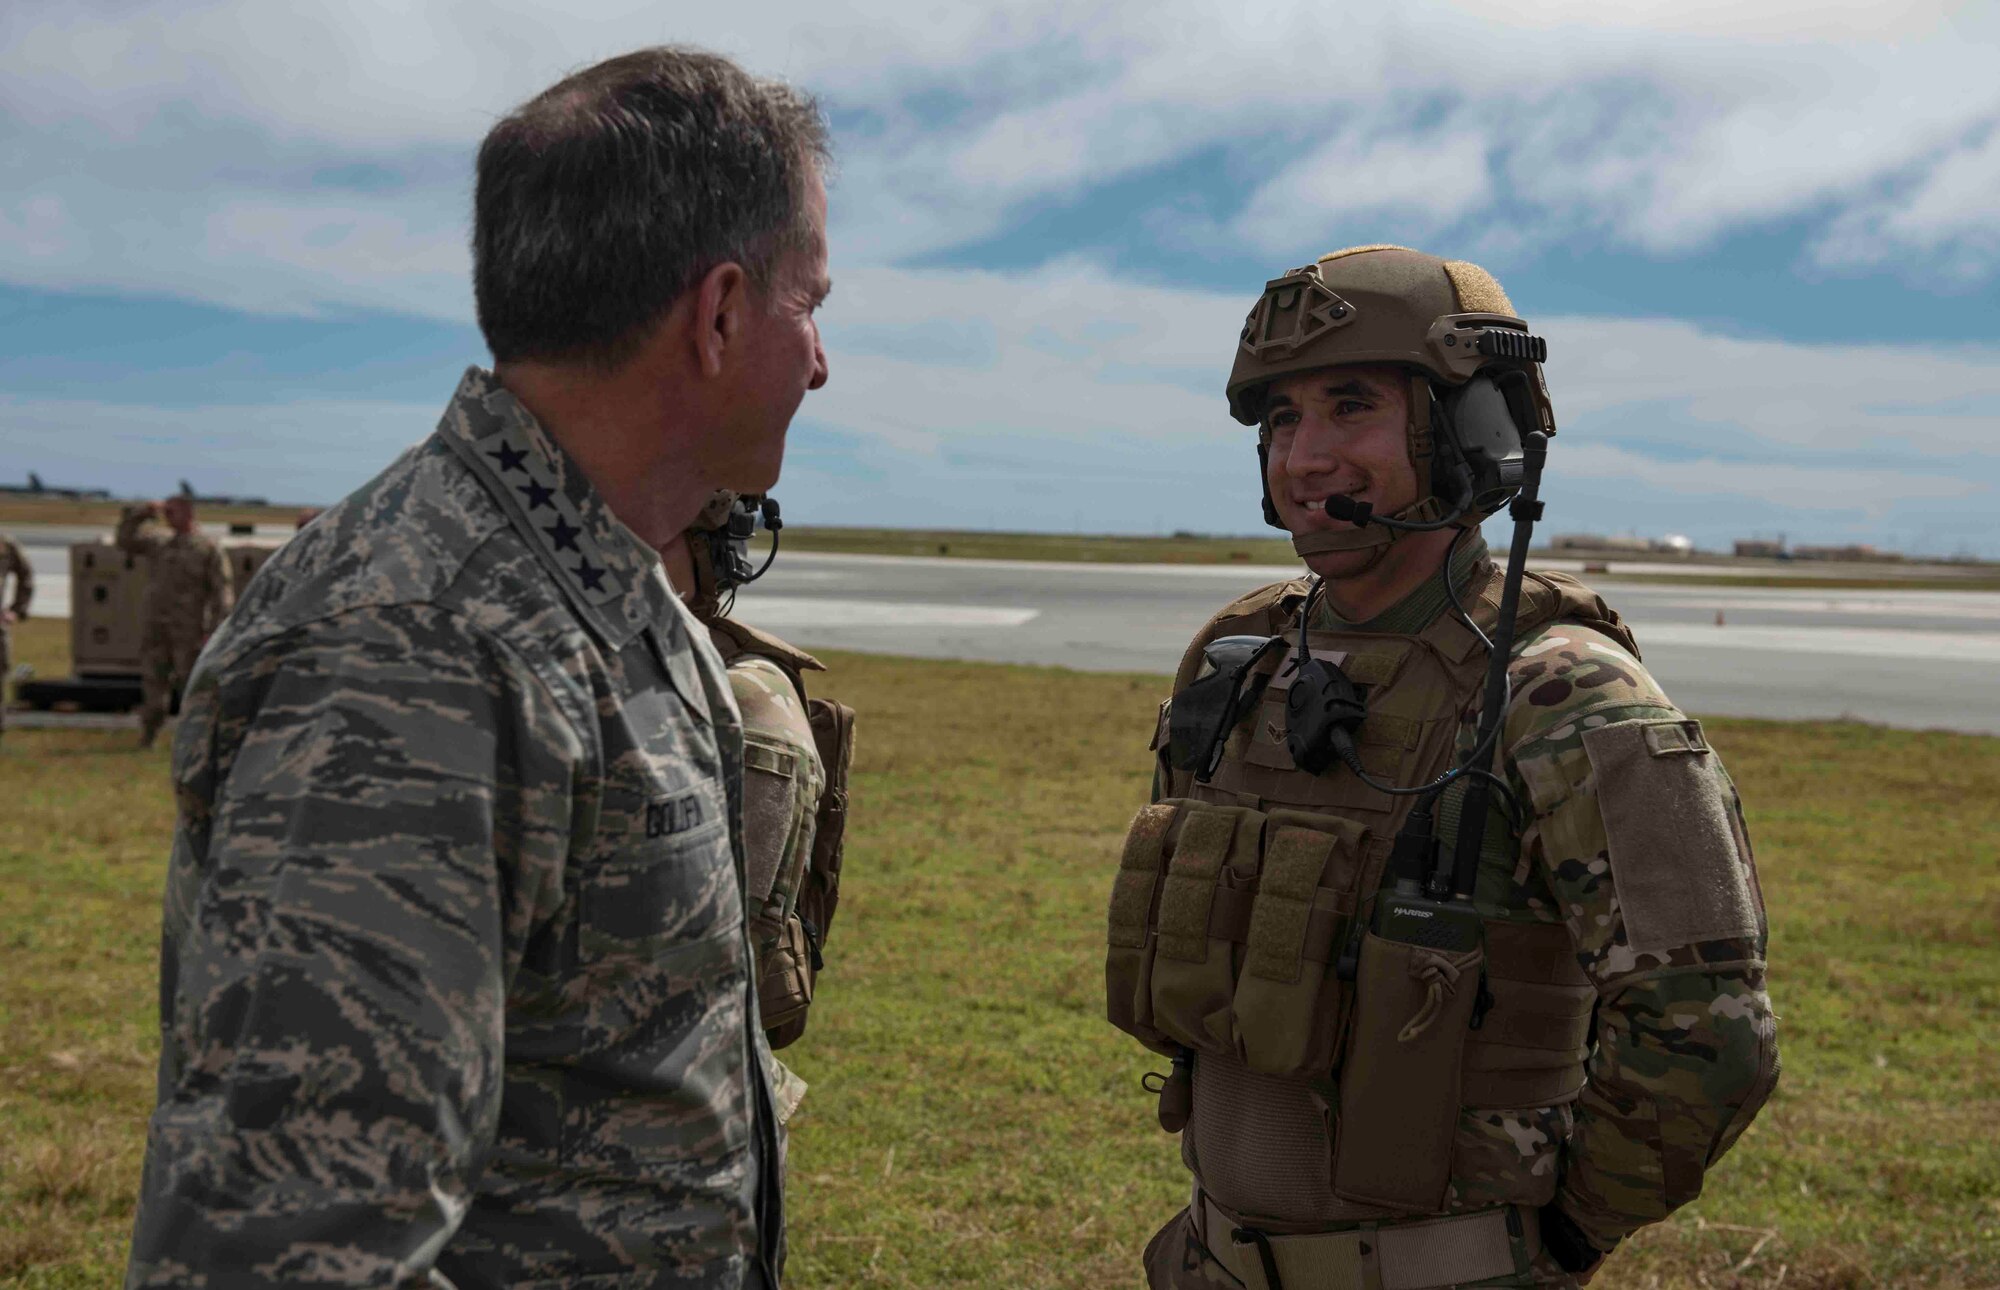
[3,0,1998,555]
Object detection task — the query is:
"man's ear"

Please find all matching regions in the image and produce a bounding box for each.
[693,260,750,378]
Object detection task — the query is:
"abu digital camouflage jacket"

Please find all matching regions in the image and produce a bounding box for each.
[127,368,783,1289]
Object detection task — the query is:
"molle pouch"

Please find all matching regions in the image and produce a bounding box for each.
[1333,931,1486,1212]
[1107,802,1181,1053]
[800,697,855,944]
[1230,811,1370,1076]
[741,732,820,921]
[1148,805,1264,1055]
[756,912,814,1048]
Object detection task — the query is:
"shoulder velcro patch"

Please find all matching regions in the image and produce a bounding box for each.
[1581,717,1759,953]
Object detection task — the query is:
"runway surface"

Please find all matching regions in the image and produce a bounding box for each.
[732,553,2000,735]
[12,529,1998,733]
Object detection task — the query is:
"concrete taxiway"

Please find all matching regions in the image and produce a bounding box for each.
[730,553,2000,735]
[11,529,1997,734]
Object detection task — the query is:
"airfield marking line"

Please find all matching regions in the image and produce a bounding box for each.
[732,596,1041,629]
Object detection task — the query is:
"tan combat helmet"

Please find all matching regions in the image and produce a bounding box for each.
[1225,245,1555,553]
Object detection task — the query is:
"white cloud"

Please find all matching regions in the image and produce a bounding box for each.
[1552,443,1979,516]
[1810,124,2000,280]
[4,0,2000,557]
[3,0,2000,310]
[1543,316,2000,457]
[1230,121,1495,252]
[8,266,1998,552]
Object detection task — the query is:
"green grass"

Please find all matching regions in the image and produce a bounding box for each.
[3,618,1996,1288]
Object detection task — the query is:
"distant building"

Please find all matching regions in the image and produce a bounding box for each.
[1734,539,1787,559]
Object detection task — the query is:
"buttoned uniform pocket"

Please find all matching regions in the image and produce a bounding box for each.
[562,777,756,1169]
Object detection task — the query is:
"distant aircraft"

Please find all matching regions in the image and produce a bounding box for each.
[0,471,113,499]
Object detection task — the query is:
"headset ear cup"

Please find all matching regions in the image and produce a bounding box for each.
[1425,386,1464,510]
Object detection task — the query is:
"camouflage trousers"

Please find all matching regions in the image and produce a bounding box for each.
[138,621,203,744]
[1141,1199,1576,1290]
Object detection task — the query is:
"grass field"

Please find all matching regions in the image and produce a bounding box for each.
[2,616,1996,1288]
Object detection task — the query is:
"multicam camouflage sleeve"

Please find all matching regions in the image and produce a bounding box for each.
[127,607,581,1289]
[203,540,235,632]
[1501,624,1781,1258]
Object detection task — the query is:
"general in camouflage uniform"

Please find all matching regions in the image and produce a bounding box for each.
[127,45,831,1289]
[1108,247,1778,1289]
[0,530,33,740]
[115,497,233,747]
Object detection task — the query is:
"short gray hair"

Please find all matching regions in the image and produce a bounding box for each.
[474,46,830,369]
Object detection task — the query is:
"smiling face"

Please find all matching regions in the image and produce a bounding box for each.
[1261,363,1423,580]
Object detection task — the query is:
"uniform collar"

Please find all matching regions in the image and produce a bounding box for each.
[437,366,675,650]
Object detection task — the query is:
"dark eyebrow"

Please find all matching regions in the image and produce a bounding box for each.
[1264,379,1378,412]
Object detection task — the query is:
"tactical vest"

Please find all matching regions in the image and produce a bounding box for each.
[708,616,856,1050]
[1109,565,1638,1224]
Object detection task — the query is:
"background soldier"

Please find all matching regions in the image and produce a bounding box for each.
[0,529,32,743]
[126,46,831,1288]
[1108,246,1778,1288]
[665,492,856,1142]
[114,495,232,748]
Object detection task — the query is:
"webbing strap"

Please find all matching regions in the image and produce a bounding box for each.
[1461,1062,1587,1107]
[1198,1192,1534,1290]
[1206,889,1344,964]
[1157,808,1237,961]
[1245,826,1334,983]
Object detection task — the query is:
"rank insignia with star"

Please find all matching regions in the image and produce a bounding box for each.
[543,517,581,552]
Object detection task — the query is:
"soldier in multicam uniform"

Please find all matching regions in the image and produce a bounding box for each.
[126,45,832,1289]
[1108,246,1778,1289]
[115,495,233,747]
[662,492,857,1146]
[0,529,32,743]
